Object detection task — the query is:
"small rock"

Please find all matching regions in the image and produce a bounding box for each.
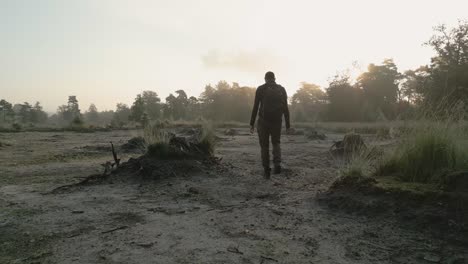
[187,187,200,194]
[136,242,155,248]
[227,246,243,254]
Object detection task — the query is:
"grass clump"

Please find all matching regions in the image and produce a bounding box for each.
[338,142,379,179]
[143,122,176,158]
[142,122,172,146]
[377,122,468,183]
[198,122,216,155]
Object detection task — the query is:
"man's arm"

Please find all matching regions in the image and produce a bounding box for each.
[250,88,261,128]
[282,87,291,129]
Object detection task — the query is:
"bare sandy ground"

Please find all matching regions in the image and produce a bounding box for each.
[0,130,466,263]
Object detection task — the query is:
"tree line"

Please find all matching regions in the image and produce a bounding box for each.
[1,22,467,127]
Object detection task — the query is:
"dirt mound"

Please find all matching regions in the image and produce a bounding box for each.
[115,155,220,181]
[49,151,220,194]
[121,136,146,153]
[120,131,217,176]
[320,175,468,239]
[49,132,219,194]
[111,130,220,181]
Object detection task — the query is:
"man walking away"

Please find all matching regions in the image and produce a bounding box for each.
[250,71,291,179]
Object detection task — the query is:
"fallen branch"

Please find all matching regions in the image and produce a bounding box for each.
[101,226,129,234]
[46,173,108,194]
[66,233,82,239]
[227,246,243,255]
[261,255,278,262]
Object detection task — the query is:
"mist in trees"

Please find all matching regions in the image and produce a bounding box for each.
[290,82,326,122]
[16,102,48,124]
[0,100,47,126]
[84,104,99,124]
[129,91,162,124]
[1,22,467,128]
[322,21,468,121]
[325,75,364,121]
[199,81,256,122]
[0,100,16,124]
[111,103,131,128]
[57,96,82,125]
[419,22,468,113]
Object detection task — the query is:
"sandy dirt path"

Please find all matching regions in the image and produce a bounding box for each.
[0,130,466,263]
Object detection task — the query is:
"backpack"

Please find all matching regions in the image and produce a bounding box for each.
[261,84,285,122]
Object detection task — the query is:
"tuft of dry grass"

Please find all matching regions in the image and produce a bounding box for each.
[198,122,216,155]
[142,123,172,146]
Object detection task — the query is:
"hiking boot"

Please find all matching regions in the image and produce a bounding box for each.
[273,165,281,174]
[264,168,271,180]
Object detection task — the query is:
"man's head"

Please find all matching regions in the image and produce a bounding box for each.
[265,71,276,83]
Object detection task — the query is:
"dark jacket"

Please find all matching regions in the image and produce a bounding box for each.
[250,81,290,129]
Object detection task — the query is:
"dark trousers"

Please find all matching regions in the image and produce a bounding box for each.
[257,119,282,170]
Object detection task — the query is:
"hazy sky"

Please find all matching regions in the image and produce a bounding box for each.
[1,0,467,112]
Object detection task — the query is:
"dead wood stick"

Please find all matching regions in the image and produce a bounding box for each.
[45,173,106,194]
[101,225,128,234]
[260,256,278,262]
[110,141,120,167]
